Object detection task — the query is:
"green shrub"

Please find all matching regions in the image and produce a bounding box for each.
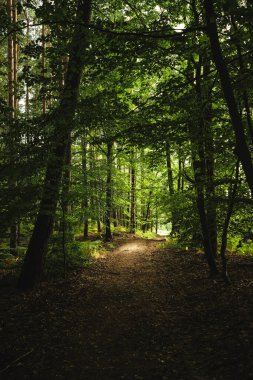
[45,236,103,277]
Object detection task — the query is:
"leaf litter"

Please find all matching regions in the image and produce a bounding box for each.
[0,236,253,379]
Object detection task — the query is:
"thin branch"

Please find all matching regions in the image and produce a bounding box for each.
[0,349,34,374]
[0,19,204,44]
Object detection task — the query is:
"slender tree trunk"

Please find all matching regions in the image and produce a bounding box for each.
[18,0,92,290]
[220,160,240,284]
[155,203,158,234]
[113,209,118,228]
[105,142,113,241]
[203,57,217,258]
[177,157,182,192]
[8,0,18,255]
[130,163,136,234]
[42,22,46,115]
[142,191,152,233]
[61,138,72,236]
[165,140,178,234]
[205,136,217,258]
[125,167,131,230]
[204,0,253,194]
[188,56,218,276]
[230,16,253,144]
[60,53,71,240]
[165,140,174,196]
[192,155,218,276]
[97,219,101,234]
[81,136,89,238]
[181,160,185,192]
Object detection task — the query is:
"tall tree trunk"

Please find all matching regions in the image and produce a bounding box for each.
[42,22,46,115]
[165,140,174,196]
[188,56,218,276]
[82,135,89,238]
[165,140,178,234]
[203,0,253,194]
[105,141,113,241]
[130,160,136,234]
[125,167,130,230]
[177,157,182,192]
[181,160,185,192]
[59,50,71,240]
[230,15,253,144]
[191,152,218,276]
[61,138,72,236]
[220,160,240,284]
[203,57,217,258]
[18,0,92,290]
[8,0,18,255]
[142,191,152,233]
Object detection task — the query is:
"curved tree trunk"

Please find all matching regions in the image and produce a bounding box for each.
[203,0,253,194]
[18,0,92,290]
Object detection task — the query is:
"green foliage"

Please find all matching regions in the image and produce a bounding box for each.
[135,230,158,239]
[2,0,253,284]
[45,237,104,277]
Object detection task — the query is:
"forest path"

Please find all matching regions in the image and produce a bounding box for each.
[1,236,253,380]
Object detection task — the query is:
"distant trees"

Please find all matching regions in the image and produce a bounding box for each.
[1,0,253,287]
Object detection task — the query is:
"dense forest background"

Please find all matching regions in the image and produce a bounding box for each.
[1,0,253,288]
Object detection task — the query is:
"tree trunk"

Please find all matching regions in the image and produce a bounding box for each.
[142,191,152,233]
[188,56,218,276]
[177,157,182,192]
[165,140,179,234]
[204,0,253,194]
[41,20,46,115]
[61,138,72,237]
[165,140,174,196]
[81,135,89,238]
[130,164,136,234]
[8,0,18,255]
[105,142,113,241]
[192,156,218,276]
[220,160,240,284]
[203,57,217,258]
[18,0,93,290]
[230,15,253,144]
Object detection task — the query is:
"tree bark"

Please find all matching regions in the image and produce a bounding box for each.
[204,0,253,194]
[165,140,174,196]
[165,140,178,234]
[188,55,218,276]
[130,162,136,234]
[220,160,240,284]
[8,0,18,255]
[81,135,89,238]
[142,190,152,233]
[192,154,218,276]
[18,0,92,290]
[105,142,113,241]
[203,57,217,258]
[230,15,253,144]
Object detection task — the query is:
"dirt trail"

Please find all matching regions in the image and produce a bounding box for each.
[0,237,253,380]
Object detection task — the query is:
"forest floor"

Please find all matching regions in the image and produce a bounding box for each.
[0,235,253,380]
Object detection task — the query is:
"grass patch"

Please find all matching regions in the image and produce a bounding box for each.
[135,230,158,239]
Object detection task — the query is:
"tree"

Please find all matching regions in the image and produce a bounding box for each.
[18,0,92,290]
[203,0,253,194]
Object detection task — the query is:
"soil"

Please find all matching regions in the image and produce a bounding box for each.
[0,236,253,380]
